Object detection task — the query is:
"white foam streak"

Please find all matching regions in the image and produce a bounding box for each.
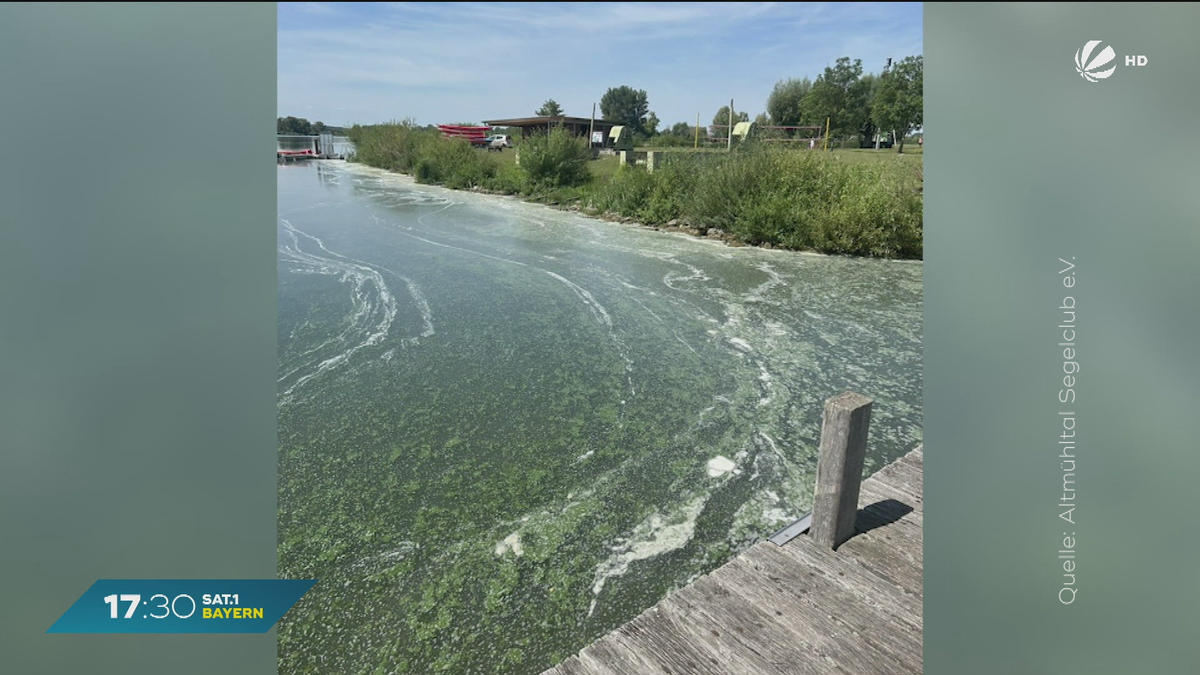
[728,337,753,352]
[587,494,708,616]
[757,432,787,463]
[541,270,612,328]
[663,262,709,290]
[746,262,786,303]
[278,219,400,405]
[393,225,531,268]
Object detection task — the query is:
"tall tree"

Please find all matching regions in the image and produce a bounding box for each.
[855,73,879,146]
[712,106,749,127]
[600,86,650,134]
[278,116,314,134]
[799,57,869,139]
[669,121,692,137]
[766,77,812,129]
[871,55,923,153]
[536,99,564,117]
[644,111,660,136]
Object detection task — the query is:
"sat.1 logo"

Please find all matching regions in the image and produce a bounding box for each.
[1075,40,1148,82]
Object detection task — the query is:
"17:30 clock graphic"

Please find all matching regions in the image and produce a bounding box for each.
[48,579,316,634]
[104,593,198,620]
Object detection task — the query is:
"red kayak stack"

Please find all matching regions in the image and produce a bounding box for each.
[437,124,491,145]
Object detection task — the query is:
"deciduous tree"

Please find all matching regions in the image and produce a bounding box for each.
[278,116,314,134]
[645,112,660,136]
[799,57,869,139]
[712,106,749,127]
[669,122,692,137]
[600,86,650,134]
[535,99,564,117]
[766,77,812,129]
[871,55,923,153]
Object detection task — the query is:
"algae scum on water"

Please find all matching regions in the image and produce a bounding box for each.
[277,161,922,675]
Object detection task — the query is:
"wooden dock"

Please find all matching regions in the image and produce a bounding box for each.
[541,394,922,675]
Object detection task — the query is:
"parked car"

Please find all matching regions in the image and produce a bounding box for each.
[488,134,513,150]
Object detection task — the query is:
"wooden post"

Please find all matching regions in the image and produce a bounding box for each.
[589,103,596,151]
[876,59,890,151]
[810,392,873,549]
[727,98,734,152]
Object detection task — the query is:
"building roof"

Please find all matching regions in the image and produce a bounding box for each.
[482,116,616,128]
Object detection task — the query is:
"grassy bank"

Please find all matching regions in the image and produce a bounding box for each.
[347,123,922,259]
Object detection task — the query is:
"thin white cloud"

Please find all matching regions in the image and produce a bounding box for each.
[278,2,923,126]
[296,2,338,15]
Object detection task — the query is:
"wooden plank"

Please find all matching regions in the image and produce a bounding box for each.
[543,655,617,675]
[853,507,923,551]
[852,490,919,531]
[898,446,923,468]
[872,454,923,497]
[870,449,924,486]
[866,448,922,485]
[577,634,661,675]
[868,459,924,505]
[856,476,922,515]
[847,514,924,571]
[714,555,922,675]
[667,574,854,675]
[812,512,923,593]
[611,611,737,675]
[860,466,922,503]
[778,546,921,612]
[762,540,923,624]
[852,506,921,540]
[854,509,921,546]
[614,599,796,675]
[658,595,818,675]
[740,542,923,640]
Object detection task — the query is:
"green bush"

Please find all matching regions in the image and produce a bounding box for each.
[638,155,700,224]
[479,163,526,195]
[415,136,495,189]
[518,126,592,188]
[349,123,496,189]
[347,122,434,173]
[588,166,655,215]
[413,158,437,183]
[642,134,697,148]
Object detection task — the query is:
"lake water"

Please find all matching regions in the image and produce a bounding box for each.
[277,160,922,675]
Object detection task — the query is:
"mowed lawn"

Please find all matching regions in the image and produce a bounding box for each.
[831,146,923,166]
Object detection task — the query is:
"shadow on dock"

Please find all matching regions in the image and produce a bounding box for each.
[852,498,914,540]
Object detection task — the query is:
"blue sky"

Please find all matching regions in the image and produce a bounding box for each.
[278,2,922,129]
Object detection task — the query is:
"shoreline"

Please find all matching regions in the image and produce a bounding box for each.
[329,160,922,264]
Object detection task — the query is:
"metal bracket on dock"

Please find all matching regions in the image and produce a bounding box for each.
[768,512,812,546]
